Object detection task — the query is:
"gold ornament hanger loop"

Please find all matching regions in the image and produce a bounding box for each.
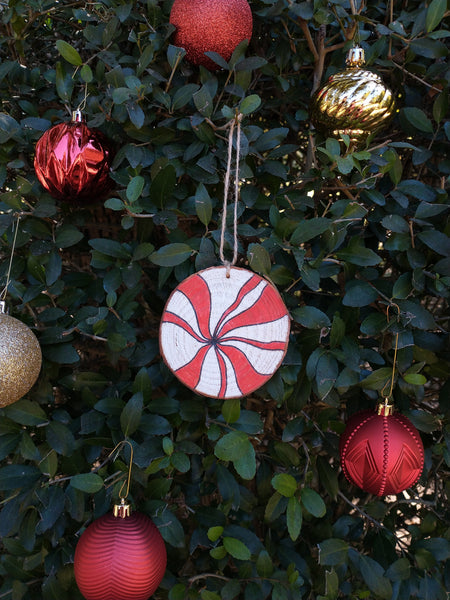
[104,440,134,518]
[380,302,401,406]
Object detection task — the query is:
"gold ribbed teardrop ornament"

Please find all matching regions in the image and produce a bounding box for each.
[310,47,396,144]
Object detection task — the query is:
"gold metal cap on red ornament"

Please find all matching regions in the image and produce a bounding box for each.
[310,46,396,144]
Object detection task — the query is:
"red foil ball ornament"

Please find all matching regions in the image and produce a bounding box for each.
[34,110,113,202]
[74,503,167,600]
[340,403,424,496]
[170,0,253,70]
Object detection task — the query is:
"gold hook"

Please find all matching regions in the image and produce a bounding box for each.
[380,302,401,402]
[106,440,134,501]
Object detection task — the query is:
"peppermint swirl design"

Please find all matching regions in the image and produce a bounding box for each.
[160,267,290,399]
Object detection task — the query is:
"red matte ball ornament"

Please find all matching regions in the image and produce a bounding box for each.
[74,502,167,600]
[169,0,253,70]
[34,110,113,202]
[340,403,424,496]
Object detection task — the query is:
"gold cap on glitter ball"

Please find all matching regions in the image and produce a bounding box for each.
[0,303,42,407]
[310,46,396,145]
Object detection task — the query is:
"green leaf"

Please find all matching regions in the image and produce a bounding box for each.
[152,510,185,548]
[207,526,224,542]
[404,373,427,385]
[426,0,447,32]
[292,306,330,329]
[149,243,192,267]
[89,238,131,259]
[239,94,261,115]
[407,409,439,433]
[247,243,271,276]
[215,431,251,462]
[55,225,83,248]
[80,63,93,83]
[256,550,274,577]
[222,398,241,424]
[337,238,381,266]
[359,555,393,599]
[235,56,267,71]
[70,473,104,493]
[126,175,145,202]
[195,182,212,226]
[301,487,326,518]
[193,86,213,117]
[402,107,434,133]
[360,367,392,391]
[120,392,143,436]
[286,496,302,541]
[418,230,450,257]
[385,557,411,581]
[172,84,200,111]
[215,431,256,480]
[410,38,448,59]
[433,89,448,124]
[324,569,339,599]
[272,473,298,497]
[233,445,256,480]
[55,61,73,103]
[3,399,48,426]
[0,465,41,490]
[171,452,190,473]
[150,164,177,208]
[317,456,339,500]
[56,40,83,65]
[223,536,251,561]
[291,217,330,244]
[315,353,338,400]
[318,539,349,566]
[343,280,379,307]
[46,421,75,455]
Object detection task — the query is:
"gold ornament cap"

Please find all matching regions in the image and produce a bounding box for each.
[346,46,365,68]
[113,498,131,519]
[377,402,394,416]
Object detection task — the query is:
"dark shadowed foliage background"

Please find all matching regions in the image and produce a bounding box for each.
[0,1,449,598]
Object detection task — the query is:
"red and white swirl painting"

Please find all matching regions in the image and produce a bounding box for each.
[160,266,290,399]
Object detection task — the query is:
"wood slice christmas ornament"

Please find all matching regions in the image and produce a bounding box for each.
[160,266,290,399]
[34,109,113,202]
[159,115,290,399]
[74,501,167,600]
[340,402,424,496]
[310,46,396,144]
[169,0,253,70]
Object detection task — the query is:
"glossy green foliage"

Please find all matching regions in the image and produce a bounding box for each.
[0,1,449,599]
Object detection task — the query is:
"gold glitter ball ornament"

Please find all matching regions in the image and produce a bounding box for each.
[0,312,42,407]
[310,47,396,144]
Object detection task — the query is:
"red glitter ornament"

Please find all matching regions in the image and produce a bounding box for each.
[74,503,167,600]
[340,403,424,496]
[34,110,113,202]
[170,0,253,70]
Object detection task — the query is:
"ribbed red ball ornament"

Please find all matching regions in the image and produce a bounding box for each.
[340,403,424,496]
[34,110,113,202]
[169,0,253,70]
[74,502,167,600]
